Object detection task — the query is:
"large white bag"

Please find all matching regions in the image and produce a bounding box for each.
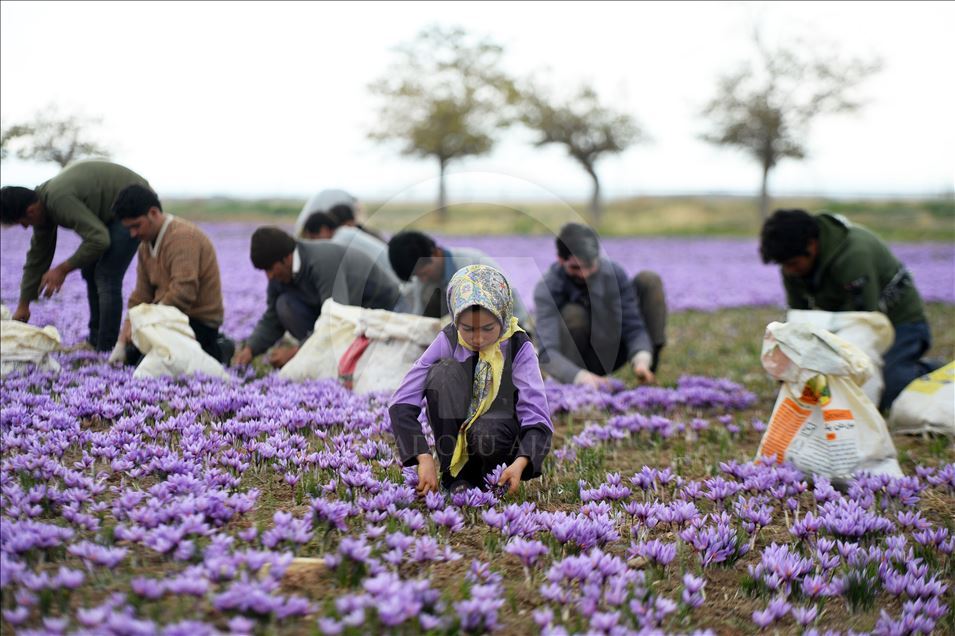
[786,310,894,405]
[128,304,228,380]
[0,305,61,376]
[888,362,955,437]
[279,299,442,394]
[757,321,903,481]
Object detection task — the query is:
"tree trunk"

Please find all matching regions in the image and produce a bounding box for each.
[437,157,448,223]
[758,162,771,221]
[586,165,602,224]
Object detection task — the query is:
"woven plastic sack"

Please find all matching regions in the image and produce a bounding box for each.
[1,304,61,376]
[786,310,894,406]
[129,304,228,380]
[888,362,955,437]
[757,321,902,481]
[279,299,443,394]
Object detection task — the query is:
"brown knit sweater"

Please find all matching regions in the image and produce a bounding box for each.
[127,216,224,327]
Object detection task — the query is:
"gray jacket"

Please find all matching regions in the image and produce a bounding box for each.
[533,258,652,383]
[246,241,400,355]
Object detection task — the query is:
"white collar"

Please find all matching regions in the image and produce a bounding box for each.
[292,247,301,275]
[149,214,176,257]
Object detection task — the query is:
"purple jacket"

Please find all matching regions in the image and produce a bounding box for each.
[389,327,553,477]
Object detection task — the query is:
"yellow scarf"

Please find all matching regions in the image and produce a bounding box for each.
[448,315,524,477]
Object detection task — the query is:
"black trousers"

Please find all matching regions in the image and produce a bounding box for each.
[424,359,520,489]
[560,270,667,374]
[126,317,225,365]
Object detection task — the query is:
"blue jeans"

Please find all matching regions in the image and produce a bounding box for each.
[80,220,139,351]
[881,321,933,411]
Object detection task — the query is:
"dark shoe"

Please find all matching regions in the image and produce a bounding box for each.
[445,479,471,495]
[217,336,235,365]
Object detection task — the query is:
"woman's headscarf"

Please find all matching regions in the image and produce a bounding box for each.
[445,265,524,477]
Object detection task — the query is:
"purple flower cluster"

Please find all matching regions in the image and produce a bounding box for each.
[5,224,951,344]
[2,237,954,634]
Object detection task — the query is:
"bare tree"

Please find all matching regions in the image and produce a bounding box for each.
[701,33,880,219]
[1,123,32,161]
[14,105,111,168]
[522,83,643,222]
[368,25,517,220]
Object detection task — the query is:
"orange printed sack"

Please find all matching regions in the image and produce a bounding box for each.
[757,321,902,482]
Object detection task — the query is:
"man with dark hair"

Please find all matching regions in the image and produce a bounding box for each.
[233,226,401,368]
[0,161,148,351]
[302,211,339,239]
[112,184,232,364]
[293,189,357,237]
[387,230,530,325]
[327,203,386,241]
[760,209,936,410]
[533,223,667,388]
[294,189,386,242]
[327,204,356,227]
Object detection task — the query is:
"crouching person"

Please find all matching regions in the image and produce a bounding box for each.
[389,265,552,496]
[113,185,233,364]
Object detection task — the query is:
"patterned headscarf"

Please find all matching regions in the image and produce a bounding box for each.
[446,265,524,477]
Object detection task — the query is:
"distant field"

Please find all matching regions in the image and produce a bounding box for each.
[163,195,955,242]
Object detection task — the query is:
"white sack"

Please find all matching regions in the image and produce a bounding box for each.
[786,310,894,405]
[0,305,61,376]
[757,321,903,481]
[129,304,228,380]
[279,299,442,394]
[889,362,955,438]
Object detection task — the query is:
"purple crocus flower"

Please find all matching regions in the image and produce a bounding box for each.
[504,538,549,569]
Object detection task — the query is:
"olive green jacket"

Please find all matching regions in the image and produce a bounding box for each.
[783,213,926,326]
[20,161,149,302]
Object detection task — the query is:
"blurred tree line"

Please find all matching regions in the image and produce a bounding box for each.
[369,24,881,222]
[1,105,110,168]
[3,25,882,225]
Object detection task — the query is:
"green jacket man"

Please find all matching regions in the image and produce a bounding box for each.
[1,161,149,351]
[760,209,936,411]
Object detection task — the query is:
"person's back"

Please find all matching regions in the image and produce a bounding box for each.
[297,239,400,311]
[782,213,925,326]
[332,226,401,287]
[37,161,149,227]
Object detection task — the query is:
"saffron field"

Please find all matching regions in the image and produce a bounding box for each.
[1,224,954,635]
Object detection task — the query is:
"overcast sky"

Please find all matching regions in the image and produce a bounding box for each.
[1,1,953,202]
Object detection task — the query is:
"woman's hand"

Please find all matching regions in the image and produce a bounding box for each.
[498,456,529,496]
[416,454,439,496]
